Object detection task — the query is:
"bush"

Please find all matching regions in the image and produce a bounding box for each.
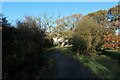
[71,16,104,55]
[72,34,91,55]
[2,17,53,79]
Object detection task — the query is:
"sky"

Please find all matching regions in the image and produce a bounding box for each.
[2,2,118,25]
[2,0,120,2]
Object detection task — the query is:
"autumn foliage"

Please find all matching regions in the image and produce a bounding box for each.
[103,34,120,49]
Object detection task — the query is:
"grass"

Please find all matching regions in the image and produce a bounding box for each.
[76,55,120,79]
[35,47,57,79]
[60,45,75,57]
[102,49,120,59]
[60,45,120,79]
[40,46,120,79]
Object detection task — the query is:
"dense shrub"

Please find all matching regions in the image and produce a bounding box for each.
[2,16,53,79]
[71,16,104,55]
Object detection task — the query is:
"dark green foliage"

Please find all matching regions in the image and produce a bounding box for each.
[72,34,89,55]
[2,16,53,80]
[102,50,120,63]
[44,38,53,48]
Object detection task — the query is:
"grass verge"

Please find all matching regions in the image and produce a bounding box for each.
[60,46,120,79]
[35,47,57,79]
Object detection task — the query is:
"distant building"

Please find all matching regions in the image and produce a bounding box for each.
[115,28,120,35]
[52,33,69,46]
[115,20,120,35]
[107,10,115,22]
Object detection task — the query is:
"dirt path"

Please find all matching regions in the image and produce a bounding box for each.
[51,49,98,78]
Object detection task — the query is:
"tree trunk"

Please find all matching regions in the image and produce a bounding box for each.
[61,42,65,47]
[76,48,80,55]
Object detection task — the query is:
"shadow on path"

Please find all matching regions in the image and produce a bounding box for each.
[50,49,99,78]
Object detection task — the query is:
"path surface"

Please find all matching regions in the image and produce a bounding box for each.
[50,49,98,78]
